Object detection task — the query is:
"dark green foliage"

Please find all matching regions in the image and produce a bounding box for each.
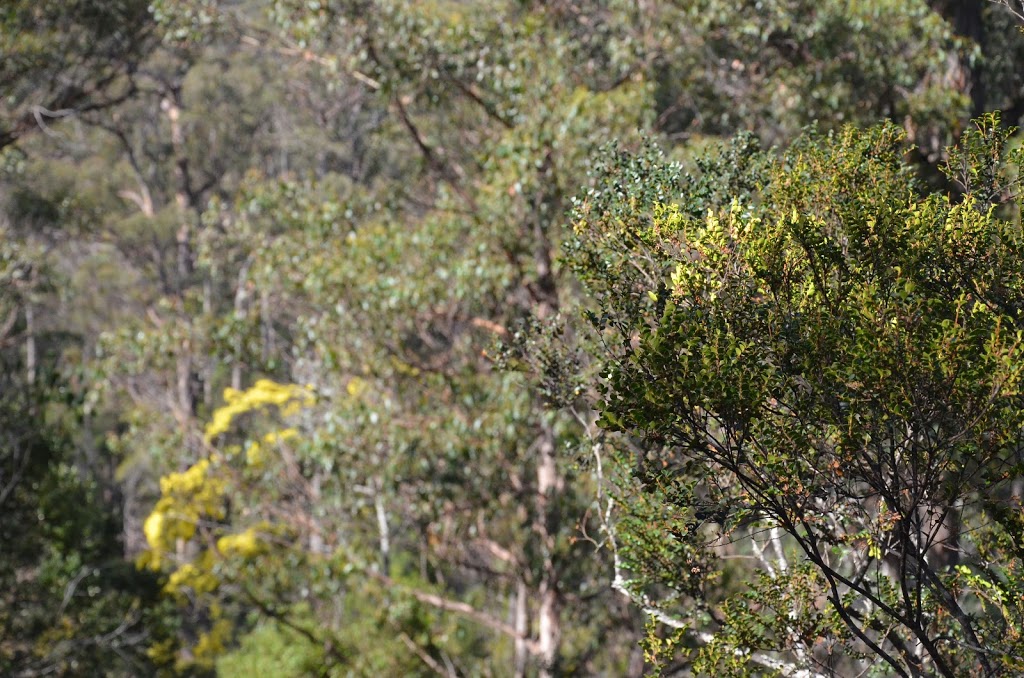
[570,119,1024,675]
[0,0,155,149]
[0,383,174,676]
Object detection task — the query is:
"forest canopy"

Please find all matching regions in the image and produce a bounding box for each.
[2,1,1023,676]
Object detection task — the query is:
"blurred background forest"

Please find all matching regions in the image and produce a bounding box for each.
[2,1,1024,676]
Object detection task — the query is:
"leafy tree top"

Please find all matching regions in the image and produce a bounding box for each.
[569,116,1024,676]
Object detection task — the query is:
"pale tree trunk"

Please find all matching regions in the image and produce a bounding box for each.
[161,92,194,288]
[529,145,562,676]
[230,360,242,391]
[261,288,275,362]
[202,278,213,406]
[513,579,529,678]
[374,478,391,573]
[309,473,324,555]
[231,259,252,391]
[24,301,35,387]
[176,344,194,417]
[534,421,561,677]
[162,88,204,423]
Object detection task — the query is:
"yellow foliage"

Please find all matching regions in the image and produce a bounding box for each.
[245,427,299,467]
[346,376,368,397]
[165,559,219,596]
[191,618,233,668]
[144,381,311,568]
[245,440,264,467]
[142,511,165,549]
[265,427,299,444]
[146,639,177,666]
[204,379,314,442]
[216,527,265,558]
[142,458,226,568]
[158,458,224,506]
[139,378,314,667]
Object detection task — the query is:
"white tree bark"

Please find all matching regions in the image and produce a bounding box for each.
[534,422,561,677]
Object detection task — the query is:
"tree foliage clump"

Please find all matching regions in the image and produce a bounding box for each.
[0,0,155,149]
[570,115,1024,675]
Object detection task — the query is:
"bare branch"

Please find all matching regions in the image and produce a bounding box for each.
[373,572,536,652]
[988,0,1024,23]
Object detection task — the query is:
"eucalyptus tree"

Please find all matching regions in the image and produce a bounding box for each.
[0,0,155,150]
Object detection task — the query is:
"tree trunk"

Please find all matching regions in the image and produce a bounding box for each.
[534,421,561,677]
[162,87,203,427]
[24,301,35,387]
[177,344,195,418]
[161,91,195,288]
[932,0,986,116]
[513,579,528,678]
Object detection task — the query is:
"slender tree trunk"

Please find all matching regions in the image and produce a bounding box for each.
[230,361,242,391]
[534,421,561,677]
[162,87,204,424]
[231,260,252,391]
[309,473,324,554]
[177,344,194,417]
[161,92,195,288]
[201,278,213,406]
[261,288,275,361]
[513,579,529,678]
[24,301,35,387]
[374,478,391,573]
[526,142,563,677]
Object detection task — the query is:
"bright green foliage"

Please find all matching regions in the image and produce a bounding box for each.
[571,117,1024,675]
[215,615,338,678]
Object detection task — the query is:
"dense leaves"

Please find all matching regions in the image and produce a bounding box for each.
[570,117,1024,675]
[0,0,155,149]
[2,1,1024,676]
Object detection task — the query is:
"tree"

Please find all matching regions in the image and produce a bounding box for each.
[5,0,1023,675]
[0,0,155,150]
[109,2,656,674]
[569,115,1024,675]
[0,219,174,677]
